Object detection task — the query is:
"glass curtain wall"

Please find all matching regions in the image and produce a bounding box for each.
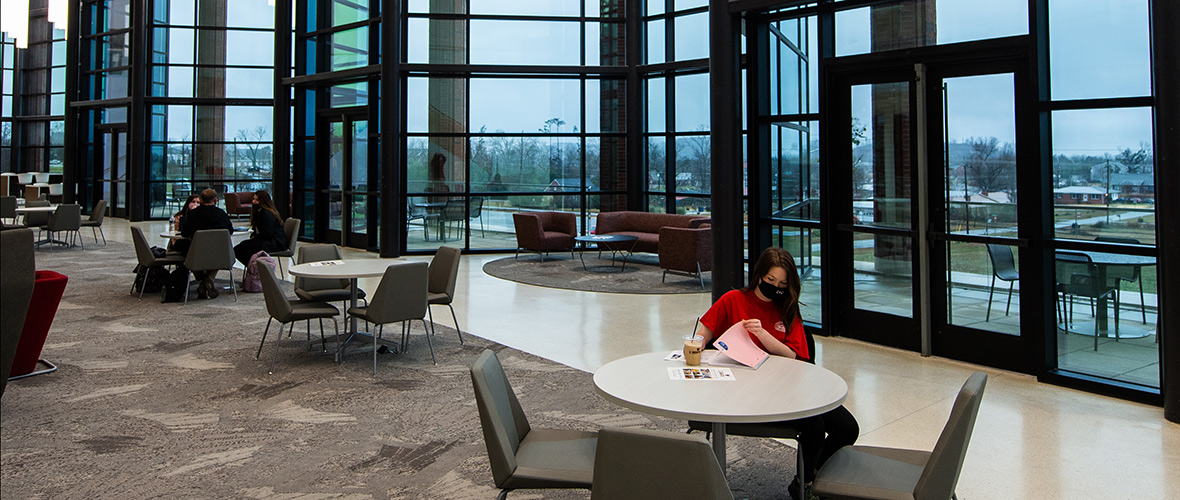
[402,0,628,253]
[643,0,712,217]
[75,0,133,215]
[146,0,277,218]
[1,10,67,193]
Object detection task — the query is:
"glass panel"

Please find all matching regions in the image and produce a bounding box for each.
[771,121,819,221]
[469,78,580,133]
[851,82,911,229]
[406,18,465,64]
[224,0,275,29]
[328,122,344,232]
[224,68,273,98]
[647,194,667,213]
[470,0,580,16]
[330,27,369,70]
[773,226,822,325]
[470,20,580,66]
[1050,108,1155,245]
[647,137,666,192]
[852,232,913,317]
[223,106,273,141]
[672,12,707,61]
[167,28,195,64]
[225,31,275,66]
[406,137,468,195]
[585,22,600,65]
[329,82,369,107]
[1054,250,1159,388]
[836,1,1026,57]
[646,19,665,64]
[329,0,371,26]
[165,105,194,141]
[1049,0,1150,100]
[943,73,1016,236]
[588,137,628,194]
[674,0,707,10]
[674,135,709,194]
[351,121,368,191]
[946,242,1020,334]
[647,77,666,133]
[674,73,709,131]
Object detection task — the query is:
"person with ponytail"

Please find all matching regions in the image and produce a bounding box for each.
[697,247,858,498]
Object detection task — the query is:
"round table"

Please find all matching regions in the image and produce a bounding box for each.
[594,351,847,472]
[575,234,639,271]
[1057,250,1156,339]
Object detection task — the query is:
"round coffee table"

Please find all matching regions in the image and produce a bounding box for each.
[575,234,639,272]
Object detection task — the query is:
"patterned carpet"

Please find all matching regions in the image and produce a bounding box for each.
[482,253,710,294]
[1,240,794,499]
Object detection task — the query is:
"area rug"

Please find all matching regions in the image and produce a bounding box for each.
[1,240,797,499]
[483,253,710,294]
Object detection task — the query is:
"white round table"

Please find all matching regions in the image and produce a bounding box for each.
[594,351,847,471]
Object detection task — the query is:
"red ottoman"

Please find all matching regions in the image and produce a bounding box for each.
[8,270,68,379]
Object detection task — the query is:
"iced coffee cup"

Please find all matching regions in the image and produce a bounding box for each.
[683,335,703,366]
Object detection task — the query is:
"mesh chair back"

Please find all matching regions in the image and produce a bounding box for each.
[184,229,234,273]
[468,197,483,219]
[1055,252,1108,297]
[913,372,988,500]
[441,199,466,222]
[365,261,428,325]
[294,244,350,291]
[470,349,531,487]
[257,259,293,321]
[429,246,462,301]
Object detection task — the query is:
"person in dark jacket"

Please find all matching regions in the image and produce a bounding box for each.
[175,188,234,299]
[233,190,287,267]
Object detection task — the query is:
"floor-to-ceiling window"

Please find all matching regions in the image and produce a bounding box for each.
[741,0,1166,401]
[1,6,67,194]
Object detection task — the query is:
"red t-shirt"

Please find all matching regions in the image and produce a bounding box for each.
[699,289,809,361]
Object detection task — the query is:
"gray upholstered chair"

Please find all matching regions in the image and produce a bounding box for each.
[1,196,18,228]
[41,204,83,249]
[293,243,366,314]
[21,199,51,234]
[985,244,1018,321]
[80,200,107,245]
[256,260,339,374]
[130,226,184,299]
[470,349,597,500]
[183,229,238,304]
[812,372,988,500]
[1,228,36,398]
[267,217,301,279]
[591,427,734,500]
[427,245,464,344]
[347,261,431,374]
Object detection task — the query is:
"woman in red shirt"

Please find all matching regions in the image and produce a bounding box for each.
[698,247,858,496]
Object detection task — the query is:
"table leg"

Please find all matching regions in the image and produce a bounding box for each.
[1094,267,1109,332]
[711,422,727,475]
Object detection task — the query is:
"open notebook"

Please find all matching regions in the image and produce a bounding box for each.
[704,321,770,369]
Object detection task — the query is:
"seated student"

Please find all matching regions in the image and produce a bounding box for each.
[696,247,859,498]
[233,190,287,268]
[166,194,201,252]
[174,188,234,299]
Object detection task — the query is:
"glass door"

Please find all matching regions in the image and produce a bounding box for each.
[832,61,1032,372]
[322,111,373,249]
[100,128,128,218]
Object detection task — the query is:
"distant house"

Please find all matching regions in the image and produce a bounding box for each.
[546,178,593,192]
[1053,186,1108,205]
[1108,173,1155,202]
[947,190,1014,204]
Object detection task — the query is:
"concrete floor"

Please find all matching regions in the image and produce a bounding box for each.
[110,218,1178,500]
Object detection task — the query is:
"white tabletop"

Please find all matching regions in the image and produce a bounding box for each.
[594,351,847,423]
[287,259,401,279]
[15,205,57,213]
[159,230,249,240]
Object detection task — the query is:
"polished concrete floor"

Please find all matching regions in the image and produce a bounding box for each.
[108,218,1178,499]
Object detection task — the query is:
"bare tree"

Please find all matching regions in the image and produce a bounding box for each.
[1115,144,1149,174]
[234,126,270,173]
[963,136,1015,193]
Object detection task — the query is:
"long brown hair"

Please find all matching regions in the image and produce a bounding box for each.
[250,190,283,228]
[176,194,199,218]
[742,247,802,328]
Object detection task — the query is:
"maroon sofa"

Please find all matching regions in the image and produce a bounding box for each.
[594,211,711,254]
[224,192,253,217]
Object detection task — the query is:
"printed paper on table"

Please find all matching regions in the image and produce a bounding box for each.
[667,367,735,381]
[711,321,770,369]
[309,260,344,267]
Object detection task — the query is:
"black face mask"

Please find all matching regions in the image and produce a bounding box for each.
[758,281,789,305]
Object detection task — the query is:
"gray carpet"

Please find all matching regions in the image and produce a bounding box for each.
[483,253,710,294]
[2,240,794,499]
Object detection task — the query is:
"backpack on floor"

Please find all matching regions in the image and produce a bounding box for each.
[133,266,170,294]
[243,251,276,293]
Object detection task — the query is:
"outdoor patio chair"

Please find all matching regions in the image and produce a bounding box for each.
[985,244,1019,321]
